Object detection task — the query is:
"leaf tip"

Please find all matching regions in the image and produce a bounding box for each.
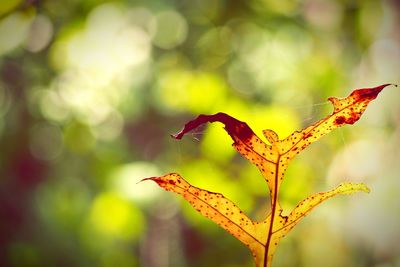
[337,182,371,194]
[263,129,279,143]
[170,132,182,139]
[139,176,158,184]
[141,173,182,188]
[361,184,371,194]
[171,126,187,139]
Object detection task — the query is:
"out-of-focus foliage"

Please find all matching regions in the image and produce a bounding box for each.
[0,1,399,267]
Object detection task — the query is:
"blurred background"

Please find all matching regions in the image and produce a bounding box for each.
[0,0,399,266]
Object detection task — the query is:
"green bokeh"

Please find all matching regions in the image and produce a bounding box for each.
[0,1,399,267]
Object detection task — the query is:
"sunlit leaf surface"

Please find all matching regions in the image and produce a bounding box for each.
[145,84,393,267]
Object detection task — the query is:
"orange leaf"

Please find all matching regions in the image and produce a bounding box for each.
[144,84,394,267]
[142,173,264,258]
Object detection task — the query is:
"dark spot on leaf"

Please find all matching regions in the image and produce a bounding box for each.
[335,116,346,125]
[303,132,312,139]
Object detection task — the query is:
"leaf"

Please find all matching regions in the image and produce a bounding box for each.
[142,174,262,250]
[144,84,394,267]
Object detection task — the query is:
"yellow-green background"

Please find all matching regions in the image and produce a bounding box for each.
[0,0,399,266]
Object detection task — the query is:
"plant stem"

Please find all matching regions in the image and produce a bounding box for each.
[262,155,281,267]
